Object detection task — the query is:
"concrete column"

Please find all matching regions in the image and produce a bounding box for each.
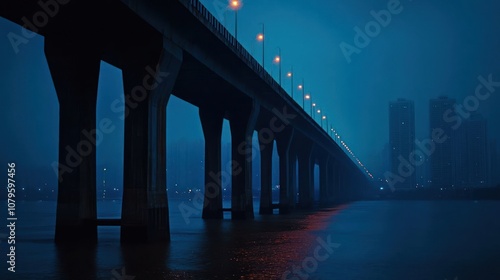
[352,173,359,200]
[121,39,182,243]
[229,101,260,219]
[259,136,275,215]
[319,156,329,206]
[276,128,294,214]
[45,38,100,243]
[199,106,225,219]
[324,157,336,204]
[350,170,361,201]
[297,142,314,209]
[338,165,346,203]
[346,170,354,201]
[339,166,351,203]
[288,151,298,209]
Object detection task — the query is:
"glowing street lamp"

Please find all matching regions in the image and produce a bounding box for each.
[321,115,326,129]
[312,103,316,121]
[298,79,306,109]
[256,23,265,69]
[229,0,242,40]
[274,47,282,86]
[331,127,339,143]
[286,68,294,98]
[304,93,311,116]
[230,0,240,8]
[315,108,322,126]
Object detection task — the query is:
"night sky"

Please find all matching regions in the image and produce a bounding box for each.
[1,0,499,183]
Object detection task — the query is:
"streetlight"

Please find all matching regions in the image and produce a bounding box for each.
[304,93,311,114]
[298,79,305,108]
[229,0,242,40]
[256,23,264,69]
[312,103,316,121]
[274,47,282,86]
[316,108,322,125]
[331,127,339,143]
[321,115,326,129]
[287,67,293,98]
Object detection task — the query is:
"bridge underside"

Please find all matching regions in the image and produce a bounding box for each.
[0,0,370,243]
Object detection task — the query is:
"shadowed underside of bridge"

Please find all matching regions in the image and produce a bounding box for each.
[0,0,371,243]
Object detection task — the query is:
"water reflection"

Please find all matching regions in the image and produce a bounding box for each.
[120,243,169,279]
[49,205,344,280]
[55,243,97,280]
[13,200,497,279]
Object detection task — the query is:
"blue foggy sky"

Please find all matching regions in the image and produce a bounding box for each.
[1,0,499,181]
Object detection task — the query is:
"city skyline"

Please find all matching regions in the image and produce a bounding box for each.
[382,96,498,189]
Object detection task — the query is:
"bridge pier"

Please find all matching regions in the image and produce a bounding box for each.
[337,166,344,203]
[199,105,225,219]
[45,38,100,243]
[229,101,260,219]
[345,171,354,201]
[319,156,330,206]
[350,170,361,200]
[297,141,314,209]
[276,128,295,214]
[328,158,340,204]
[120,39,182,243]
[289,151,298,209]
[338,166,349,203]
[259,136,275,215]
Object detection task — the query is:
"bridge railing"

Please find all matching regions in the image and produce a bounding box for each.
[182,0,288,101]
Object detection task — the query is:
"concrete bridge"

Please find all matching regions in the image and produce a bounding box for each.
[1,0,371,243]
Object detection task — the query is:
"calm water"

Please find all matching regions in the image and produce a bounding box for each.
[1,199,500,279]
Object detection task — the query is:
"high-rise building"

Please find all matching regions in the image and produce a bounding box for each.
[453,119,468,188]
[389,99,416,190]
[465,113,488,187]
[429,96,456,189]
